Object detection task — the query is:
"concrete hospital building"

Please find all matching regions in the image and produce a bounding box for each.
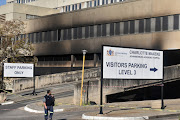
[1,0,180,75]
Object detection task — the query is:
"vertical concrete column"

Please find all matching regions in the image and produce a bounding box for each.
[71,55,75,68]
[94,54,98,67]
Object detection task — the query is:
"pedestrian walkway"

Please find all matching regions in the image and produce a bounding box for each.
[82,99,180,120]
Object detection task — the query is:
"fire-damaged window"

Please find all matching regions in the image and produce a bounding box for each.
[90,26,94,38]
[174,14,179,30]
[163,16,168,31]
[110,23,115,36]
[115,22,120,35]
[155,17,161,31]
[75,54,94,60]
[124,21,129,34]
[145,18,151,32]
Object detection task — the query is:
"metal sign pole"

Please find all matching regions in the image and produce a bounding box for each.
[32,64,36,95]
[161,78,164,109]
[99,46,103,114]
[1,62,3,89]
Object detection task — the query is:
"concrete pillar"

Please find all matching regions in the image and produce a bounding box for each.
[71,55,75,68]
[94,54,98,67]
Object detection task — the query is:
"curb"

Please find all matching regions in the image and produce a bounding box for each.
[24,105,63,114]
[149,113,180,119]
[82,114,149,120]
[1,101,14,105]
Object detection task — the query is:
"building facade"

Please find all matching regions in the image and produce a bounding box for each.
[17,0,180,75]
[0,3,59,22]
[1,0,180,75]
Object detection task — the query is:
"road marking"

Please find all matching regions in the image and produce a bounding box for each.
[1,101,14,105]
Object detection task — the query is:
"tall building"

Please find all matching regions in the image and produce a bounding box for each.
[1,0,180,75]
[18,0,180,75]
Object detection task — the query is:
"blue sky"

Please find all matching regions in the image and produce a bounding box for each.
[0,0,6,6]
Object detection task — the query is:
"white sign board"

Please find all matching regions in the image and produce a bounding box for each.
[4,63,34,77]
[103,46,163,79]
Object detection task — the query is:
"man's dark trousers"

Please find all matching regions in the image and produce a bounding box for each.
[44,106,53,120]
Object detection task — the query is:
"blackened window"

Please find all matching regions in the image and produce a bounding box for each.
[97,25,102,37]
[90,26,94,37]
[72,5,74,10]
[174,14,179,30]
[97,0,100,5]
[85,26,89,38]
[79,3,81,9]
[35,33,39,43]
[47,31,51,42]
[38,56,45,61]
[63,29,67,40]
[155,17,161,31]
[110,23,114,36]
[139,19,144,33]
[130,21,135,34]
[115,22,120,35]
[90,1,92,7]
[94,0,96,6]
[68,5,70,11]
[102,0,104,5]
[54,55,71,61]
[52,31,57,41]
[77,27,82,39]
[67,29,72,40]
[31,33,34,43]
[28,33,30,43]
[76,54,94,60]
[124,21,128,34]
[106,0,108,4]
[111,0,113,3]
[58,29,61,40]
[44,32,48,42]
[145,19,151,32]
[163,16,168,31]
[66,6,68,12]
[102,24,106,36]
[45,56,54,61]
[75,4,77,10]
[39,32,42,42]
[73,28,77,39]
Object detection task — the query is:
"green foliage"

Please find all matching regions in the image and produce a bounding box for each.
[0,20,34,63]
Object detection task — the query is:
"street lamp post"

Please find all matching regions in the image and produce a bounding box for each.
[80,50,87,106]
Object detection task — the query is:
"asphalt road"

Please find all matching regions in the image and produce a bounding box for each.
[0,83,83,120]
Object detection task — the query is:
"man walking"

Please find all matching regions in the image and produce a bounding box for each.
[43,90,55,120]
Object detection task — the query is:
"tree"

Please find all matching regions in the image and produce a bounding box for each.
[0,19,35,63]
[0,20,35,89]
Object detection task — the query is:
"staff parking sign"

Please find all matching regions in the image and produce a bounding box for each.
[4,63,34,78]
[102,46,163,79]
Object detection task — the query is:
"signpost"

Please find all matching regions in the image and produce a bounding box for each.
[100,45,164,114]
[3,63,36,95]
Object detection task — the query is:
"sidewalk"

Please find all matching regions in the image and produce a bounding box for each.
[24,98,180,119]
[82,99,180,120]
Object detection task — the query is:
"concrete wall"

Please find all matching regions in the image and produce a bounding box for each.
[0,3,59,21]
[4,68,100,92]
[74,64,180,105]
[32,31,180,57]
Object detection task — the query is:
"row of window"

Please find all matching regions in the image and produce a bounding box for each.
[37,54,95,62]
[61,0,125,12]
[16,0,37,4]
[26,14,39,19]
[24,14,180,43]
